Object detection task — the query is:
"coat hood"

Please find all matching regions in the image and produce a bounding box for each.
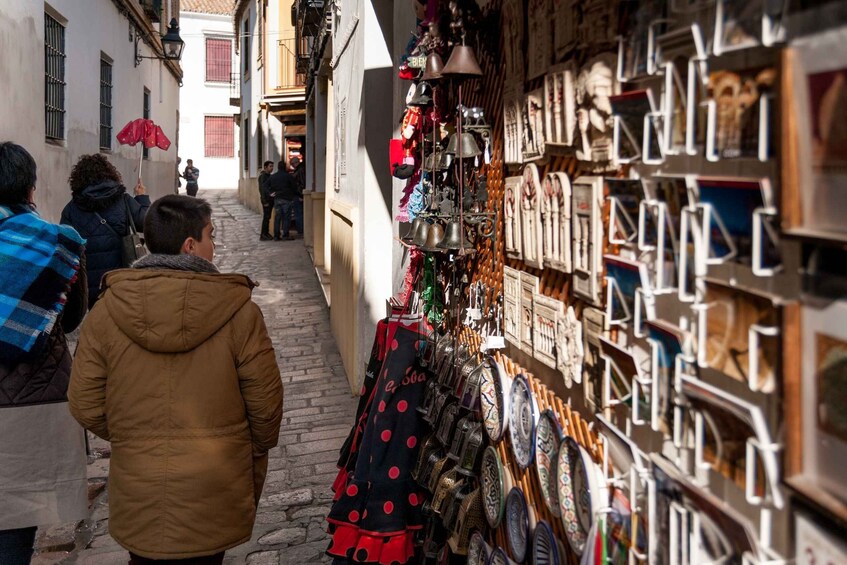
[72,180,127,211]
[100,269,255,353]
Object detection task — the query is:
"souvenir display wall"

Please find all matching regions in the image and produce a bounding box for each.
[327,0,847,563]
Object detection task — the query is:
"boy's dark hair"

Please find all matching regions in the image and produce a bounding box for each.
[68,154,123,194]
[263,160,273,168]
[277,160,286,170]
[144,195,212,255]
[0,142,37,206]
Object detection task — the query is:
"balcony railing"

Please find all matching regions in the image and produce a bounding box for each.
[229,72,240,106]
[277,38,307,90]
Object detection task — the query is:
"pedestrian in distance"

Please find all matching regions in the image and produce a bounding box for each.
[0,142,89,565]
[61,153,150,309]
[69,194,283,565]
[258,160,274,241]
[264,159,298,240]
[182,158,200,197]
[289,156,306,238]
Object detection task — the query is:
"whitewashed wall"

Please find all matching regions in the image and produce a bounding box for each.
[0,1,181,222]
[178,10,238,189]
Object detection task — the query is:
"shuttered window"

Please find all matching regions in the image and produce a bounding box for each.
[206,38,231,83]
[205,116,234,158]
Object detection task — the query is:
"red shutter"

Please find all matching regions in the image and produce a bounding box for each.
[204,116,234,158]
[205,38,232,83]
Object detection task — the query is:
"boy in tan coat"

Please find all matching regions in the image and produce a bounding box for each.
[69,195,283,564]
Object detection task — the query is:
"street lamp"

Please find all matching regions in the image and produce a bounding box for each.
[135,19,185,67]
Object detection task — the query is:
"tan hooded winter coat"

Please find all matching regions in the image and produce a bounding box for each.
[68,269,283,559]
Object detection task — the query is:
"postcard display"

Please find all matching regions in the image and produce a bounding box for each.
[354,0,847,563]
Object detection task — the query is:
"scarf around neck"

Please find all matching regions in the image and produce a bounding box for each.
[131,253,219,273]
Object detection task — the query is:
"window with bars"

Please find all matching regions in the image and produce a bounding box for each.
[44,13,66,140]
[204,116,234,158]
[205,38,231,83]
[100,58,113,150]
[143,88,150,159]
[242,18,250,76]
[243,116,250,170]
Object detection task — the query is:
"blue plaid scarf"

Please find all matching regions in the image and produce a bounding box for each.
[0,205,85,363]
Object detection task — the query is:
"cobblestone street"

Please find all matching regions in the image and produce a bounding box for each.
[34,190,357,565]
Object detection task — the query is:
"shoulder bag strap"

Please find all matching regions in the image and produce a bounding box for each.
[93,210,121,237]
[123,195,138,236]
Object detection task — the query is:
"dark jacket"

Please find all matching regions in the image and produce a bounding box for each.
[258,171,272,204]
[60,181,150,308]
[265,170,298,202]
[291,164,306,194]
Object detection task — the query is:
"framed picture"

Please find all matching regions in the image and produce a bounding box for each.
[599,337,650,423]
[520,164,544,269]
[520,271,540,352]
[606,178,646,246]
[714,0,764,54]
[617,2,664,82]
[522,89,546,162]
[572,176,604,305]
[503,91,524,165]
[544,63,577,147]
[533,293,563,369]
[706,62,777,162]
[604,255,654,329]
[697,278,780,393]
[527,0,553,80]
[575,54,619,163]
[542,172,573,273]
[610,90,663,164]
[504,176,523,260]
[782,27,847,242]
[504,266,522,349]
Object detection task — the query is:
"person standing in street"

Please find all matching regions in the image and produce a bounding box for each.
[182,159,200,197]
[258,160,274,241]
[69,195,283,565]
[265,160,298,241]
[0,142,89,565]
[61,154,151,309]
[289,157,306,238]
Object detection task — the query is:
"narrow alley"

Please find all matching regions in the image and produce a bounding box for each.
[33,191,356,565]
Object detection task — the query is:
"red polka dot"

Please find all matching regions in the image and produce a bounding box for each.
[348,510,360,522]
[384,501,395,514]
[388,466,400,479]
[397,400,408,413]
[346,484,358,497]
[378,401,386,413]
[381,430,392,442]
[409,493,420,506]
[391,339,399,351]
[407,436,418,448]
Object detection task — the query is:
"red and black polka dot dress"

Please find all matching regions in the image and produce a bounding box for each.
[327,316,430,564]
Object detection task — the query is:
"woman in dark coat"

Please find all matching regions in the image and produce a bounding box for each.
[60,154,150,308]
[0,142,88,564]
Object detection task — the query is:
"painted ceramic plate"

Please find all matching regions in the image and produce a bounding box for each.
[467,530,491,565]
[479,356,511,442]
[532,520,563,565]
[509,374,539,469]
[481,446,506,528]
[573,443,606,538]
[489,547,518,565]
[557,437,588,554]
[535,409,564,517]
[505,487,530,563]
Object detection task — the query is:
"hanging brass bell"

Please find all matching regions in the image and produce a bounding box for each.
[411,220,430,247]
[445,132,482,158]
[437,219,474,251]
[421,222,446,252]
[441,45,483,78]
[402,216,425,243]
[422,52,445,81]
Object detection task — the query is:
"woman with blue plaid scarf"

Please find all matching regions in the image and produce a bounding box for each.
[0,142,89,565]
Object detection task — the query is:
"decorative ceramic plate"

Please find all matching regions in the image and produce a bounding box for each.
[467,530,491,565]
[557,437,588,554]
[479,356,511,442]
[573,443,606,541]
[532,520,563,565]
[489,547,518,565]
[481,446,506,528]
[505,487,530,563]
[535,409,564,517]
[509,373,539,469]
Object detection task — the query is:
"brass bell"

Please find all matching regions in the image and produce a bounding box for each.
[445,132,482,158]
[411,220,430,247]
[402,217,425,243]
[437,219,474,251]
[441,45,483,78]
[421,222,446,252]
[422,52,445,81]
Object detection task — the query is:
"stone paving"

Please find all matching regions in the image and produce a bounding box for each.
[33,190,357,564]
